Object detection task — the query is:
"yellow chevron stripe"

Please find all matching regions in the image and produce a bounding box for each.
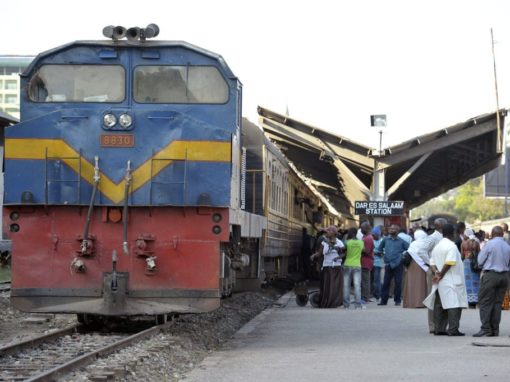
[5,138,231,204]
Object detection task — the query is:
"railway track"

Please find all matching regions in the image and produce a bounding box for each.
[0,319,173,381]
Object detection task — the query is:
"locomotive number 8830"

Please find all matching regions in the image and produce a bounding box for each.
[4,24,336,321]
[3,24,266,319]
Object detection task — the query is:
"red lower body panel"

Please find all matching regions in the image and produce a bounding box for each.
[4,206,229,315]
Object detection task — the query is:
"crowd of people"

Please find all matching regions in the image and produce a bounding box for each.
[310,219,510,337]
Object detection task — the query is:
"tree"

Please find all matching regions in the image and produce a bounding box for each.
[410,177,505,223]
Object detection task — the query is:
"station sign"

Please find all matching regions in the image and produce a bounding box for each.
[354,200,404,216]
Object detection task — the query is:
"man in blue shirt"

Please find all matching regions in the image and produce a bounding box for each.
[473,226,510,337]
[377,224,410,306]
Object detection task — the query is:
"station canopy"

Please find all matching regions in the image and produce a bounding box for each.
[258,106,506,219]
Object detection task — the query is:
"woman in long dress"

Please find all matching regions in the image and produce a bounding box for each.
[403,229,428,308]
[461,228,480,307]
[312,226,344,308]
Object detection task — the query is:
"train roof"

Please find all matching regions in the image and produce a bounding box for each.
[21,40,238,80]
[242,118,341,218]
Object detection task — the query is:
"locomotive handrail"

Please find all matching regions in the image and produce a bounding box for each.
[122,161,132,255]
[81,156,100,255]
[184,148,188,205]
[44,148,47,206]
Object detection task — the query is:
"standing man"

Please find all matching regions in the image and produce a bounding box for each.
[371,226,384,302]
[473,226,510,337]
[500,222,510,245]
[343,228,364,309]
[455,221,466,251]
[360,222,374,305]
[424,223,468,336]
[377,224,409,306]
[423,218,446,333]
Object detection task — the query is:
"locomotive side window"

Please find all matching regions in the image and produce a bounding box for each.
[133,66,228,104]
[28,65,125,102]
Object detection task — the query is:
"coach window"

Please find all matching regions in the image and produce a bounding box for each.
[283,174,288,215]
[133,66,228,104]
[270,162,276,211]
[28,65,125,102]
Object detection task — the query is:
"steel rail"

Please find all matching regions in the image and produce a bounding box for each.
[0,324,81,356]
[25,321,173,382]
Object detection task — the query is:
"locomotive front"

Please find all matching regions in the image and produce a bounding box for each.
[3,25,242,316]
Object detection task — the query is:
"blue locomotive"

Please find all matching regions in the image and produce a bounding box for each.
[3,25,337,319]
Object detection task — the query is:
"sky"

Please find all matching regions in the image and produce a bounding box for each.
[3,0,510,149]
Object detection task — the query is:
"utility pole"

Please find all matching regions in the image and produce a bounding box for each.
[371,115,387,228]
[492,28,507,216]
[491,28,501,152]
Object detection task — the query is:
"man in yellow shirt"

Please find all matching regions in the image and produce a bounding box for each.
[343,228,364,309]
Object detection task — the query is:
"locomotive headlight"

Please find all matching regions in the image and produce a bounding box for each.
[103,113,117,128]
[119,113,133,128]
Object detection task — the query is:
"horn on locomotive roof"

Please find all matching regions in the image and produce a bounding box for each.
[126,27,141,42]
[103,24,160,41]
[102,25,127,40]
[144,24,160,38]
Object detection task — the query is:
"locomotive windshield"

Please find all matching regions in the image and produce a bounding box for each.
[28,65,125,102]
[133,65,228,104]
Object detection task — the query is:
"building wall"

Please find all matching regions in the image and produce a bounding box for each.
[0,74,21,119]
[0,56,34,119]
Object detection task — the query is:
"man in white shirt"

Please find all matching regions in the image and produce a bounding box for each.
[423,224,468,336]
[423,218,446,333]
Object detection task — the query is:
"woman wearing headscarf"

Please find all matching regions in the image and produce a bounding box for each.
[311,225,345,308]
[403,229,429,308]
[461,228,480,307]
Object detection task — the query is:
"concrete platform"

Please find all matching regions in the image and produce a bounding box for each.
[184,293,510,381]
